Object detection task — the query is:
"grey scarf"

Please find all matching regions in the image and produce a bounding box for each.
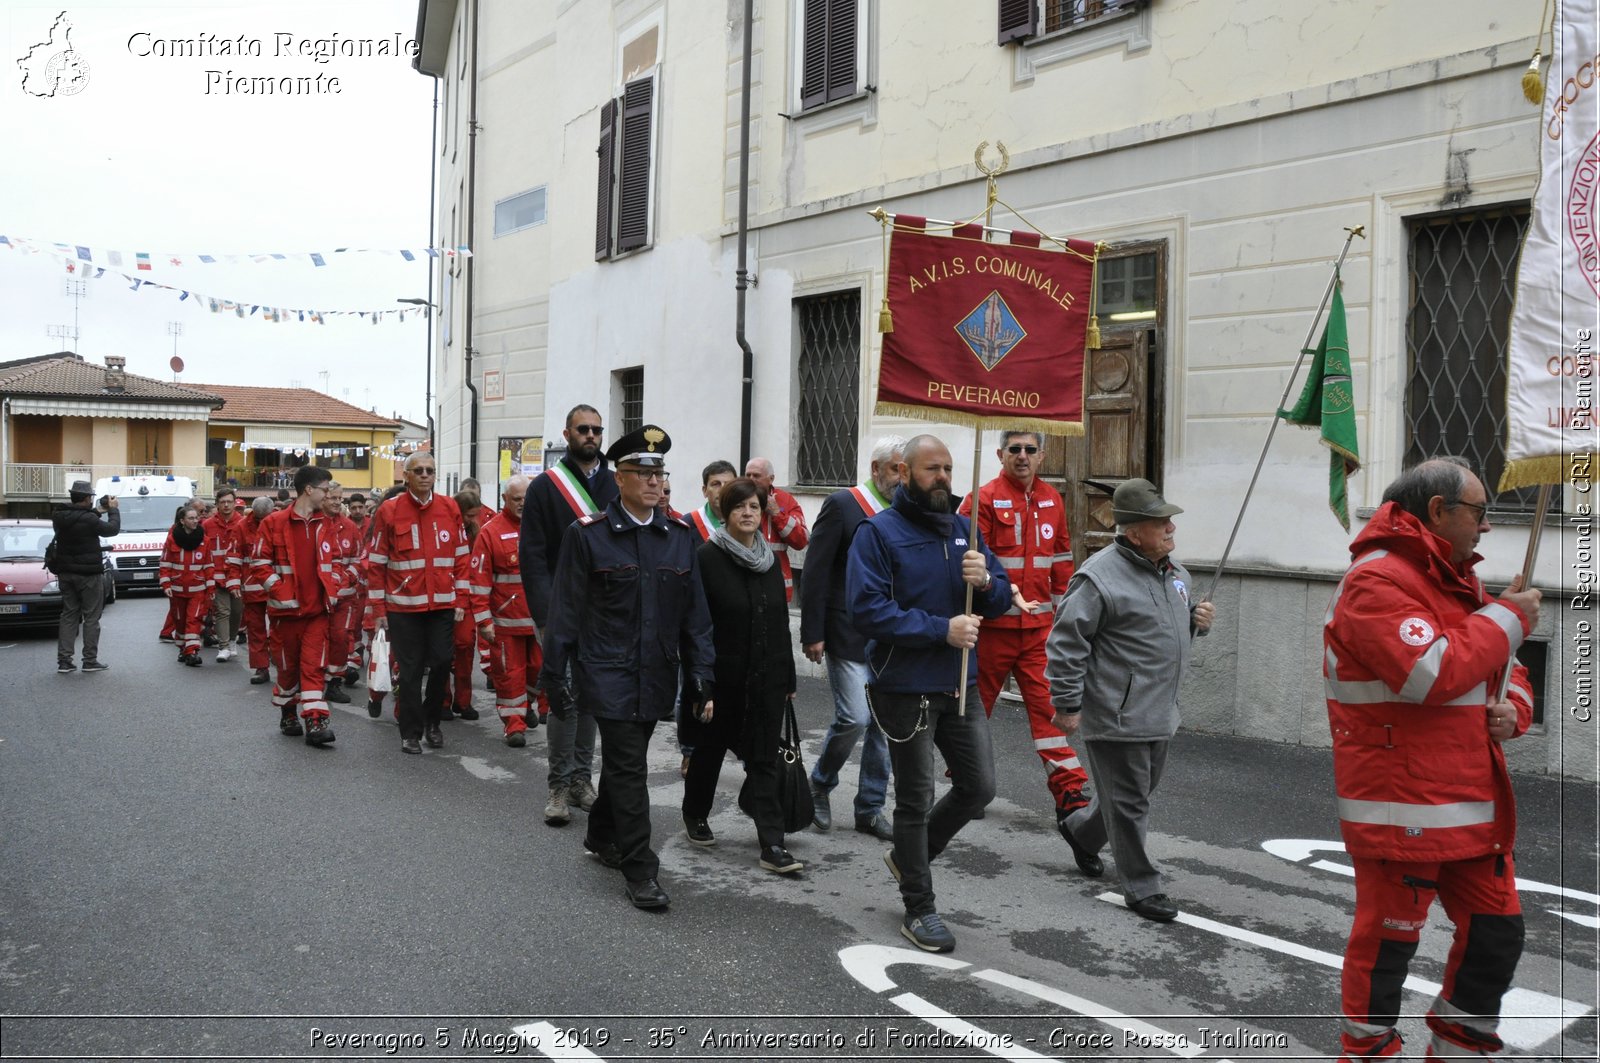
[711,526,774,573]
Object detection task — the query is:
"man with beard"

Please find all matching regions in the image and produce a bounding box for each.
[846,434,1011,953]
[520,404,618,824]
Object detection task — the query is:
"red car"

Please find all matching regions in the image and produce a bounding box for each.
[0,519,116,629]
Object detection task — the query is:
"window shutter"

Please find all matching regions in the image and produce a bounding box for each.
[824,0,858,103]
[615,74,654,253]
[800,0,829,110]
[997,0,1036,43]
[595,98,616,260]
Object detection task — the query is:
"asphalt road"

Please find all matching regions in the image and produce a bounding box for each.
[2,595,1596,1061]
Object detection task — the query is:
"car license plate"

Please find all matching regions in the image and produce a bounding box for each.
[134,571,156,580]
[0,604,25,614]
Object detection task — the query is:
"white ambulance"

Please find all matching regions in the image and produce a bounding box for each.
[95,474,198,593]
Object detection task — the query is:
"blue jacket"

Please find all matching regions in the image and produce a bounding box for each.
[538,499,714,722]
[846,486,1012,694]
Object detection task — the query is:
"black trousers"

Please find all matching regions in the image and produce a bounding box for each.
[589,718,659,882]
[387,610,454,739]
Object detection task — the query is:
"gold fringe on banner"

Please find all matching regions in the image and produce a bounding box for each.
[1522,0,1555,104]
[1499,453,1594,492]
[874,402,1086,438]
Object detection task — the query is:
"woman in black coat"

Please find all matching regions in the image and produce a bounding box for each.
[680,477,801,874]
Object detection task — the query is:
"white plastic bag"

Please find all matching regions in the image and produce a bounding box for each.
[368,629,392,693]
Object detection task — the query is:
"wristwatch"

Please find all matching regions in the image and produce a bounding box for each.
[981,571,993,591]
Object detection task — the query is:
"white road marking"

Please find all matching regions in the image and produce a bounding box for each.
[455,754,517,782]
[838,942,969,991]
[1094,892,1590,1053]
[888,990,1056,1062]
[512,1021,603,1060]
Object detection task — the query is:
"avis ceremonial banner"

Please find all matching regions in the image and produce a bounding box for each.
[1501,0,1600,489]
[876,218,1096,433]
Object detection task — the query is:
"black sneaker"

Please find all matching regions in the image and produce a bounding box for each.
[80,661,109,673]
[424,725,444,748]
[235,631,246,645]
[278,713,304,737]
[366,697,383,719]
[158,634,176,644]
[180,652,202,668]
[759,846,803,874]
[504,730,527,748]
[324,680,352,705]
[343,666,360,687]
[249,668,271,685]
[304,718,336,747]
[56,662,75,674]
[901,911,956,953]
[683,816,716,847]
[455,705,480,721]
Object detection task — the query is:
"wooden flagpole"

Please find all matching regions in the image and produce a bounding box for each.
[1205,225,1365,604]
[1498,482,1554,700]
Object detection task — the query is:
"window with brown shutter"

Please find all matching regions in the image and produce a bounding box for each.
[998,0,1036,43]
[593,72,656,260]
[800,0,858,111]
[1001,0,1147,44]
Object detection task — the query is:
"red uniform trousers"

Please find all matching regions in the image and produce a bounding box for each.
[242,601,271,669]
[1339,853,1524,1061]
[446,612,476,712]
[160,596,182,639]
[171,593,210,655]
[271,613,331,721]
[977,626,1090,810]
[345,597,365,673]
[489,633,548,735]
[324,596,358,684]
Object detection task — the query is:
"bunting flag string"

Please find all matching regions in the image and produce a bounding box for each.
[0,237,432,324]
[2,234,470,267]
[223,440,409,461]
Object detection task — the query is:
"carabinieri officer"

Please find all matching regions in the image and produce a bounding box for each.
[537,425,715,910]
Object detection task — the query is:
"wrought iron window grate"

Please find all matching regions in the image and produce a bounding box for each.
[796,290,861,487]
[617,366,644,436]
[1404,206,1535,513]
[1043,0,1145,34]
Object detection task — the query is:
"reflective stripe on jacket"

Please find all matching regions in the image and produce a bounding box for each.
[1323,501,1533,863]
[365,490,468,619]
[958,472,1072,630]
[469,510,533,633]
[160,533,214,596]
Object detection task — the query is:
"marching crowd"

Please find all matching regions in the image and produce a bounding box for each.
[48,406,1541,1060]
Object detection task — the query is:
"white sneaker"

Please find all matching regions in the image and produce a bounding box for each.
[216,647,235,662]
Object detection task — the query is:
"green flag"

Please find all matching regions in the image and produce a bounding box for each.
[1279,281,1360,530]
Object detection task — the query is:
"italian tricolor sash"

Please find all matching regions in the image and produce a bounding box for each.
[848,481,890,518]
[546,464,599,520]
[688,503,721,541]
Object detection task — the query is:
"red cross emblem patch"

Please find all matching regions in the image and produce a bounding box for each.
[1398,617,1435,647]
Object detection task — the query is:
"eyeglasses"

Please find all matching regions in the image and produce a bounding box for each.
[1006,445,1040,455]
[622,469,665,481]
[572,424,604,436]
[1448,498,1489,522]
[409,467,437,476]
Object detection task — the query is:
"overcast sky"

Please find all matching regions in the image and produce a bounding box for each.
[0,0,436,421]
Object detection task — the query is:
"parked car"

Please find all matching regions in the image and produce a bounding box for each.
[0,519,116,629]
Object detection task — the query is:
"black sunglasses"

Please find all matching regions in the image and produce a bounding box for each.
[1006,445,1039,455]
[572,424,604,436]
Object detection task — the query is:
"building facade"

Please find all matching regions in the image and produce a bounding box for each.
[414,1,1594,778]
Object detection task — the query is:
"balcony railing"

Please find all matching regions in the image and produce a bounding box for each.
[2,464,215,500]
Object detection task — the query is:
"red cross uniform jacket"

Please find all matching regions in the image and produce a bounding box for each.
[250,507,346,618]
[323,513,363,601]
[202,511,244,591]
[1323,501,1534,863]
[232,513,269,604]
[469,510,534,636]
[159,531,215,596]
[759,485,809,602]
[958,472,1073,631]
[365,490,469,621]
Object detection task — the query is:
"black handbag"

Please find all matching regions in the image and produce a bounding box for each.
[743,698,814,833]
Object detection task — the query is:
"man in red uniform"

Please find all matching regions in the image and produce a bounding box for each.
[202,487,245,662]
[318,482,362,705]
[470,475,545,746]
[250,464,345,746]
[233,497,274,685]
[367,452,470,755]
[444,489,485,720]
[744,456,808,602]
[958,430,1090,828]
[1324,458,1540,1061]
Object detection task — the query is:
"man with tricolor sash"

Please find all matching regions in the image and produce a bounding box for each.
[519,404,617,825]
[800,435,905,841]
[684,461,737,542]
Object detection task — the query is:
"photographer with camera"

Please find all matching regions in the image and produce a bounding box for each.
[51,480,120,674]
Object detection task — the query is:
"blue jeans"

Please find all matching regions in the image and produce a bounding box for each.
[883,686,995,916]
[809,655,891,820]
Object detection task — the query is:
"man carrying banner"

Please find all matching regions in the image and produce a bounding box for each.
[958,429,1091,830]
[1324,458,1539,1062]
[744,456,808,602]
[848,434,1012,953]
[801,434,905,840]
[685,461,737,542]
[520,404,617,824]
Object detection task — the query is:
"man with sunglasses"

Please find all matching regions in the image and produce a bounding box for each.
[1323,458,1539,1062]
[957,430,1092,839]
[537,425,714,910]
[520,404,619,825]
[367,451,471,755]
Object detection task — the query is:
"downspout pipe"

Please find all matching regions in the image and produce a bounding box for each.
[462,0,481,481]
[734,0,755,469]
[426,78,438,457]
